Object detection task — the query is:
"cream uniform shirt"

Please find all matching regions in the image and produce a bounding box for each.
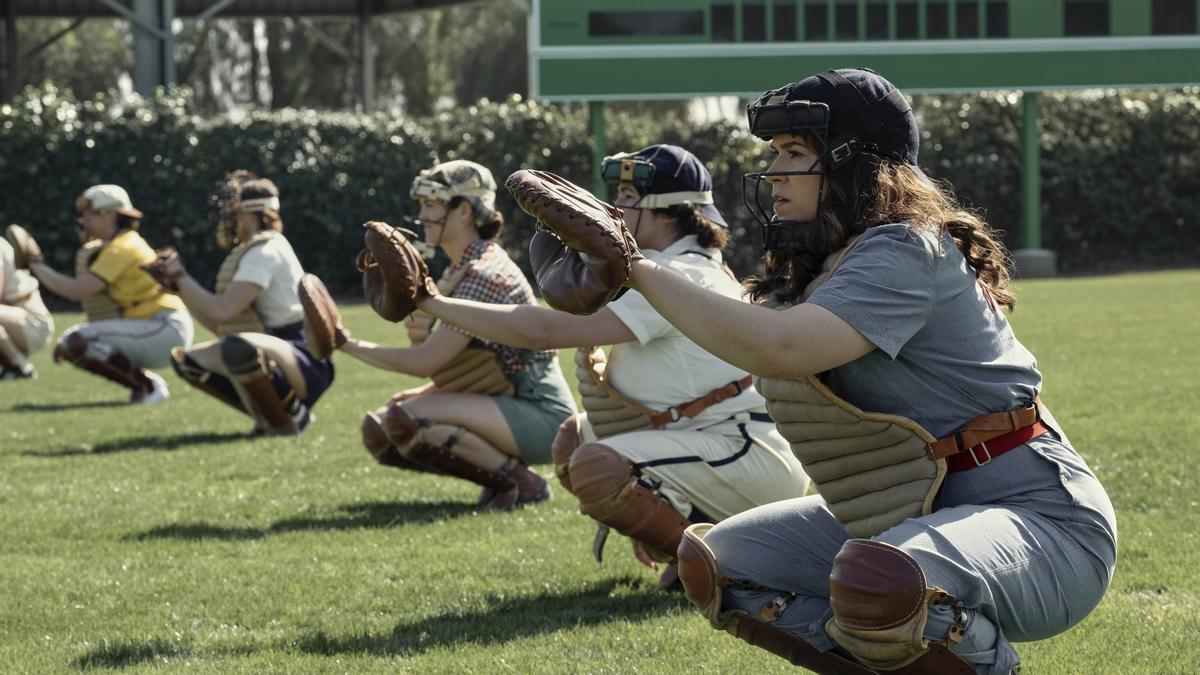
[230,234,305,329]
[606,235,768,430]
[0,238,40,303]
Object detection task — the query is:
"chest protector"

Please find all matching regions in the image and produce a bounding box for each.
[756,237,946,538]
[76,240,122,321]
[404,261,513,397]
[575,346,654,439]
[214,232,278,336]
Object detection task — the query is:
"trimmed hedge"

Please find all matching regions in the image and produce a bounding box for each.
[2,84,1197,303]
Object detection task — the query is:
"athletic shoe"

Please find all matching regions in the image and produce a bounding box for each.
[0,363,37,380]
[290,401,314,434]
[133,371,170,405]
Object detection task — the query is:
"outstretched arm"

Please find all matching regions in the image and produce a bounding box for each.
[28,262,105,302]
[341,323,472,377]
[175,277,260,333]
[627,258,874,378]
[418,295,636,351]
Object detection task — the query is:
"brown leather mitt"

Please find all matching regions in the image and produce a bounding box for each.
[4,224,43,268]
[505,169,640,315]
[141,246,184,292]
[298,273,347,360]
[358,221,437,322]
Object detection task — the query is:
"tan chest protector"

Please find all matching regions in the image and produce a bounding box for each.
[403,261,514,397]
[575,346,654,439]
[76,240,122,321]
[757,237,946,538]
[214,232,277,336]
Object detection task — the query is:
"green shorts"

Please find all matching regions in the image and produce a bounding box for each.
[493,358,577,465]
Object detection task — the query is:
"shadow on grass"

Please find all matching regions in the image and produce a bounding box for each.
[8,400,126,413]
[125,500,479,542]
[21,431,247,457]
[74,638,189,669]
[296,577,683,656]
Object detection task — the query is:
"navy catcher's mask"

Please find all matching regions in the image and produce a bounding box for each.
[743,68,918,251]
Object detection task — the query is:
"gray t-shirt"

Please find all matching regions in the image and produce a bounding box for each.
[807,223,1041,438]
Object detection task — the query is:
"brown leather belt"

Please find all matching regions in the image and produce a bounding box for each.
[926,398,1048,472]
[648,375,753,428]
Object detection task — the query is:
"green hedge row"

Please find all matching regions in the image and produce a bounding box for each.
[2,84,1196,304]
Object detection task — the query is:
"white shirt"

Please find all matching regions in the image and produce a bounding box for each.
[0,238,40,305]
[231,234,305,328]
[606,235,768,430]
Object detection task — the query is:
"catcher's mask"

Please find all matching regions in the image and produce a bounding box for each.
[210,170,259,250]
[601,144,728,233]
[743,68,918,252]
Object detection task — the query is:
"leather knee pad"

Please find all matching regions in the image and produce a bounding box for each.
[827,539,938,671]
[677,523,725,626]
[219,335,261,374]
[567,442,635,518]
[380,401,424,451]
[361,411,405,465]
[551,414,582,493]
[54,332,90,364]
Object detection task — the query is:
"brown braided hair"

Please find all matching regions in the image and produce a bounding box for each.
[746,135,1015,310]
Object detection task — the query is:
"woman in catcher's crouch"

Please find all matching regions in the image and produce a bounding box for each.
[337,160,577,510]
[416,145,810,588]
[148,173,334,436]
[526,70,1116,673]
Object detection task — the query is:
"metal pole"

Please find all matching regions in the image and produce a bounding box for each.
[1020,91,1041,250]
[162,0,176,87]
[358,0,374,111]
[589,101,606,195]
[131,0,162,95]
[3,0,17,100]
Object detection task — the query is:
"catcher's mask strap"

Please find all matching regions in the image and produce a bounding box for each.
[637,190,714,209]
[238,196,280,213]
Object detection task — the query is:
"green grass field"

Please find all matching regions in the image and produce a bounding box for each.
[1,270,1197,674]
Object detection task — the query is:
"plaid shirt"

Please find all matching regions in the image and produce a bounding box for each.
[441,239,554,376]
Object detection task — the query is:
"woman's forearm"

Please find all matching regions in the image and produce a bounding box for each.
[176,276,223,323]
[29,262,90,301]
[420,296,550,349]
[341,338,435,376]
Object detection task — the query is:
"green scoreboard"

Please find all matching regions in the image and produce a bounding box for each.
[528,0,1200,276]
[531,0,1200,99]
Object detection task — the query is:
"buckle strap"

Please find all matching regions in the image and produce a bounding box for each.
[649,375,753,428]
[926,398,1041,461]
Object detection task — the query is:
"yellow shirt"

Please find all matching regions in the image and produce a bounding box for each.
[88,229,186,320]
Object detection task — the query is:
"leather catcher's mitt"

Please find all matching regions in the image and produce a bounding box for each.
[505,169,639,315]
[141,246,185,292]
[4,224,43,268]
[358,221,437,322]
[298,273,347,360]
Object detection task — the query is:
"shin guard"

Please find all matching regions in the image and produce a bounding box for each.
[407,440,521,510]
[56,333,149,394]
[220,336,301,435]
[827,539,974,673]
[569,443,690,562]
[360,411,438,473]
[677,524,874,675]
[170,347,245,413]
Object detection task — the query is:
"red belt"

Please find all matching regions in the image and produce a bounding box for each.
[945,421,1050,473]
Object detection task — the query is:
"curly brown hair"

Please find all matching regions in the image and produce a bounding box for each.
[746,137,1015,310]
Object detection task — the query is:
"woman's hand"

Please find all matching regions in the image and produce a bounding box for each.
[390,383,433,403]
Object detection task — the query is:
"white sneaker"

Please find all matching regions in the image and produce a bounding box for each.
[134,371,170,405]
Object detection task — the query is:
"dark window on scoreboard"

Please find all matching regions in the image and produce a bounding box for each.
[1064,0,1110,36]
[867,0,889,39]
[805,0,830,40]
[927,0,950,38]
[712,4,735,41]
[745,1,767,41]
[836,0,859,39]
[1152,0,1198,34]
[986,1,1009,37]
[957,0,980,37]
[775,1,798,41]
[897,0,919,38]
[589,10,705,36]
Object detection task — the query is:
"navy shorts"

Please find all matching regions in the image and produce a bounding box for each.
[271,322,335,408]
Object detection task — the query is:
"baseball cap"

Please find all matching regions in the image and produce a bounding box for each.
[75,184,144,219]
[747,68,919,168]
[601,144,728,229]
[410,160,497,222]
